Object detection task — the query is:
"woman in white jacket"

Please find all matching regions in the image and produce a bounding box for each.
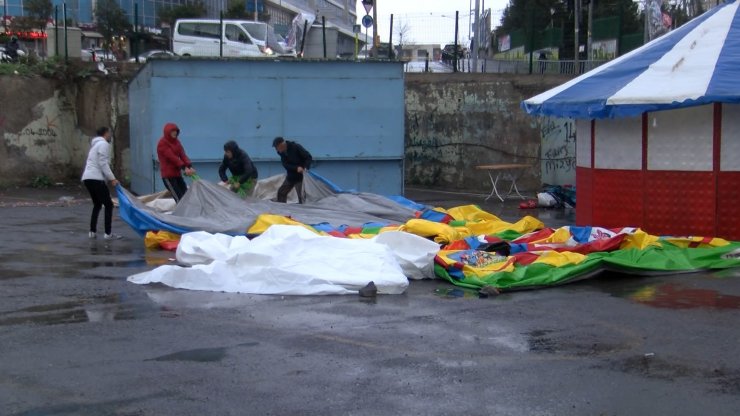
[81,127,121,240]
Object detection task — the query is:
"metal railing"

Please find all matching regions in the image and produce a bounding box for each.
[481,59,608,75]
[404,58,609,76]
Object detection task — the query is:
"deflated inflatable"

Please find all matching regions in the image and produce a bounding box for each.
[121,173,740,295]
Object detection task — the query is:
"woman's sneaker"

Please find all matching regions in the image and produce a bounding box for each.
[104,233,123,240]
[88,232,97,239]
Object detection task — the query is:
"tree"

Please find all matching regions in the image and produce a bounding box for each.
[24,0,53,30]
[496,0,565,48]
[395,19,412,48]
[157,1,208,29]
[225,0,250,19]
[495,0,643,58]
[95,0,131,48]
[592,0,642,34]
[8,16,38,34]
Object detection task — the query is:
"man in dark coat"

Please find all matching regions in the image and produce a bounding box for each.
[272,136,312,203]
[218,140,258,197]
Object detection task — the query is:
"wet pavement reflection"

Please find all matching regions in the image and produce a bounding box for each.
[2,187,740,415]
[628,283,740,310]
[0,293,166,327]
[574,271,740,310]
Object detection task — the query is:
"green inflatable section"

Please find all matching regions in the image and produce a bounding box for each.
[435,242,740,292]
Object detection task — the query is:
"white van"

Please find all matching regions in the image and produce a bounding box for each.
[173,19,270,57]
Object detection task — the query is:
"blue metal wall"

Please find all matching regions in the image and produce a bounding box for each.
[129,58,405,195]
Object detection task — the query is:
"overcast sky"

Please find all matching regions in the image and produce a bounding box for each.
[354,0,509,45]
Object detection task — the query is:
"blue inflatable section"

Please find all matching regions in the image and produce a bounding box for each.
[116,185,191,237]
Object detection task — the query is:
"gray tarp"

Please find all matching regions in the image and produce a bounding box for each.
[120,174,418,235]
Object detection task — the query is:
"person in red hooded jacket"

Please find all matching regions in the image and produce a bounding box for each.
[156,122,196,202]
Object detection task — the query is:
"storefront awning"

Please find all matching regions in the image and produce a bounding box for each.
[81,31,104,39]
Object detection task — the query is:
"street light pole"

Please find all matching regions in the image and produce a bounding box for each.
[644,0,650,43]
[574,0,580,73]
[472,0,480,73]
[3,0,8,34]
[372,0,378,55]
[587,0,593,60]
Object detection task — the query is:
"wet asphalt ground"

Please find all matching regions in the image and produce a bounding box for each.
[1,185,740,416]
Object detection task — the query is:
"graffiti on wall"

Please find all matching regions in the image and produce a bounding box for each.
[20,116,59,138]
[540,117,576,185]
[2,96,86,170]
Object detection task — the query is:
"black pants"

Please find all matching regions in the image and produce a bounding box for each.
[83,179,113,234]
[277,178,304,204]
[162,177,187,203]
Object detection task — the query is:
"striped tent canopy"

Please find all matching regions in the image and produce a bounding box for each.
[522,0,740,119]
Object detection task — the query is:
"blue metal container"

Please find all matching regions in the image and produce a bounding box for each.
[129,58,405,195]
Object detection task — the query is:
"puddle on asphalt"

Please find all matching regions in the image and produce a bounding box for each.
[0,269,32,280]
[433,286,511,300]
[595,277,740,310]
[613,355,740,394]
[144,250,177,266]
[81,259,149,268]
[147,343,258,363]
[148,347,228,363]
[711,268,740,279]
[525,329,558,353]
[0,293,156,326]
[577,271,740,310]
[434,287,481,299]
[626,283,740,310]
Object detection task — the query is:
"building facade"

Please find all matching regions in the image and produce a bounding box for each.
[3,0,356,41]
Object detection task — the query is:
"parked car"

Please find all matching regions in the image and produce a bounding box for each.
[128,49,176,63]
[80,48,117,62]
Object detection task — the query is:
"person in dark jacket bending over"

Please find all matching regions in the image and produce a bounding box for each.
[272,136,312,203]
[157,122,196,203]
[219,140,258,197]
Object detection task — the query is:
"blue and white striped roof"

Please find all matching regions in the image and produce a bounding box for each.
[522,0,740,119]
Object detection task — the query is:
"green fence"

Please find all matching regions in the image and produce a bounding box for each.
[498,15,642,58]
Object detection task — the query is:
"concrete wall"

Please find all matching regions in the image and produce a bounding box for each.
[404,73,572,192]
[0,74,129,187]
[1,70,571,192]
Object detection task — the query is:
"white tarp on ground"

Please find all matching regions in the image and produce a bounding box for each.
[128,225,440,295]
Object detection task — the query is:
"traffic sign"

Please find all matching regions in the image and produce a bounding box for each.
[362,0,373,15]
[362,15,373,29]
